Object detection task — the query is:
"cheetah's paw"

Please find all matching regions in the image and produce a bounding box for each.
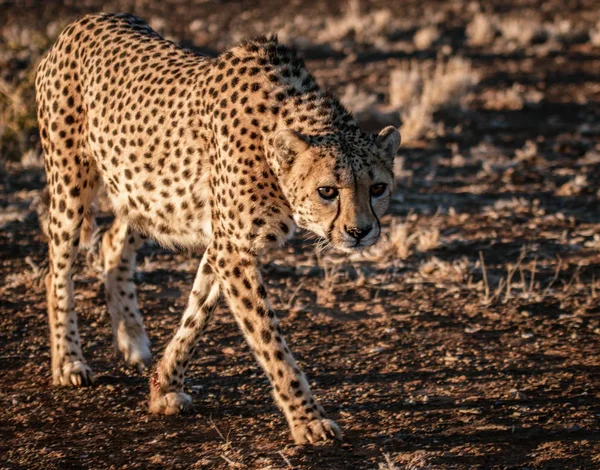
[292,418,342,444]
[116,331,152,372]
[54,360,94,387]
[149,391,192,416]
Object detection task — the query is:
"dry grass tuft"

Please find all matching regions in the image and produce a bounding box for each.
[413,25,440,50]
[378,453,400,470]
[389,65,422,110]
[485,197,542,218]
[398,104,437,145]
[556,174,589,196]
[466,13,497,46]
[486,83,525,110]
[307,0,393,44]
[340,83,379,122]
[417,256,470,285]
[316,260,341,305]
[466,12,587,51]
[0,78,39,163]
[481,83,543,111]
[357,218,442,262]
[498,17,543,47]
[543,18,575,43]
[1,256,47,291]
[0,21,64,166]
[388,222,413,260]
[393,156,413,183]
[416,225,440,252]
[590,20,600,46]
[19,148,44,169]
[390,220,442,259]
[474,246,591,306]
[390,58,479,143]
[378,452,431,470]
[514,140,538,162]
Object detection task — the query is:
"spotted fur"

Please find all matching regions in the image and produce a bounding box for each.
[35,13,400,444]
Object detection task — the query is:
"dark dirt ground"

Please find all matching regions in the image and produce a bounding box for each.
[1,0,600,469]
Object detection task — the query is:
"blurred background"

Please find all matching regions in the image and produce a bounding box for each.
[2,1,600,469]
[1,0,599,163]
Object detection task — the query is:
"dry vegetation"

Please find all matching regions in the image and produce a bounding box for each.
[276,0,395,51]
[591,20,600,46]
[1,1,600,469]
[377,452,431,470]
[389,58,479,143]
[465,12,497,46]
[356,216,442,262]
[0,22,63,165]
[466,10,589,51]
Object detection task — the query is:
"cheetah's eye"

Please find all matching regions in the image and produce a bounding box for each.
[317,187,339,200]
[370,183,387,198]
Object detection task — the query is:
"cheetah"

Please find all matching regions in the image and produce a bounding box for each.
[35,13,400,444]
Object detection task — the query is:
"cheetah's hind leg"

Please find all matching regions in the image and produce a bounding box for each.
[43,153,99,386]
[102,218,151,371]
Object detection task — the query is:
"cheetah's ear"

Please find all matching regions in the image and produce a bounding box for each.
[376,126,401,163]
[273,129,311,169]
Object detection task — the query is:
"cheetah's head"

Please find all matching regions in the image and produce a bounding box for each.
[272,126,400,253]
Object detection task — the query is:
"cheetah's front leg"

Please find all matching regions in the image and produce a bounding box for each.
[216,249,342,444]
[149,251,220,415]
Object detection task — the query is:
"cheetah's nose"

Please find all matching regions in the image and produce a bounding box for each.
[345,225,372,241]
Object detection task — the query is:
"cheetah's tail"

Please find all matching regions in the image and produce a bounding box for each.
[36,186,97,249]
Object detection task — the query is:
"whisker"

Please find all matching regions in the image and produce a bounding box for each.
[315,237,332,254]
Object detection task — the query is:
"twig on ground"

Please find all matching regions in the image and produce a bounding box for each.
[278,450,294,469]
[479,251,490,303]
[542,256,563,297]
